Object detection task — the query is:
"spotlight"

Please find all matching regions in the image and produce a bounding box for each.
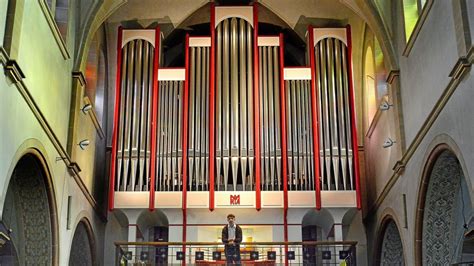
[176,251,184,260]
[379,100,393,111]
[140,251,149,261]
[287,251,295,260]
[195,251,204,261]
[212,251,221,260]
[339,250,349,260]
[267,251,276,260]
[78,139,90,150]
[382,138,396,148]
[81,103,93,114]
[250,251,259,260]
[322,250,331,260]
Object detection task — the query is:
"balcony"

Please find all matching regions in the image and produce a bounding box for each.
[115,241,357,265]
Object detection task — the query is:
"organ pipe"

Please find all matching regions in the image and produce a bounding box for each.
[215,18,255,191]
[116,39,155,192]
[315,37,354,191]
[187,44,210,191]
[285,79,314,191]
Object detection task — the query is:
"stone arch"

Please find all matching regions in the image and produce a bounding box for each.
[374,215,405,266]
[1,151,59,265]
[136,209,169,241]
[415,143,472,265]
[301,209,334,264]
[301,208,335,238]
[69,218,97,266]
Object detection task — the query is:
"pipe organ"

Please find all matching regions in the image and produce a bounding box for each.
[110,6,361,211]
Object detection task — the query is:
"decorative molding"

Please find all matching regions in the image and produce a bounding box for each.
[83,96,105,139]
[402,0,434,57]
[0,47,8,63]
[367,52,473,216]
[449,57,470,79]
[37,0,70,60]
[386,70,400,84]
[0,47,106,222]
[4,60,25,84]
[68,162,82,173]
[365,97,387,138]
[392,160,405,175]
[72,71,87,87]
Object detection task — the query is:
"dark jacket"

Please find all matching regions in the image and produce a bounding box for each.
[222,224,242,246]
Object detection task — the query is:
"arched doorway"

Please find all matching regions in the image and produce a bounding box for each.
[376,218,404,265]
[136,210,169,265]
[69,219,97,266]
[415,146,471,264]
[301,209,334,265]
[1,153,58,265]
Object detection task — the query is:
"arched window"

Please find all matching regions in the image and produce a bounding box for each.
[364,45,376,130]
[402,0,428,42]
[45,0,69,41]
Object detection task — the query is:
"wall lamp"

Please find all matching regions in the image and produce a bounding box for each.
[78,139,90,150]
[81,103,93,114]
[379,100,393,111]
[0,223,12,249]
[0,231,10,248]
[383,138,396,148]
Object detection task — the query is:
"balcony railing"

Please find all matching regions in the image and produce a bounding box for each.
[115,241,357,265]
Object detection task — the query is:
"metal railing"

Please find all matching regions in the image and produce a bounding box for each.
[115,241,357,265]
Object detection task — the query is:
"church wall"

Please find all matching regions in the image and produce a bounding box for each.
[369,53,474,266]
[399,0,460,145]
[366,0,474,264]
[0,1,108,265]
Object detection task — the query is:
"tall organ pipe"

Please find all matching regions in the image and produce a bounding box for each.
[115,39,155,193]
[285,79,314,191]
[315,37,354,191]
[187,44,210,191]
[215,18,254,191]
[258,45,282,191]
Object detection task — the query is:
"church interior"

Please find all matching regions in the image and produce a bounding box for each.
[0,0,473,265]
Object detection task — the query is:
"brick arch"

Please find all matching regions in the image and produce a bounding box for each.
[415,144,468,265]
[1,151,59,265]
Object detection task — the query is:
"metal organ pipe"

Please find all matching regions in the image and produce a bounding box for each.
[315,37,354,191]
[156,80,185,192]
[187,43,210,191]
[239,18,248,191]
[230,18,239,191]
[247,23,254,191]
[341,39,354,190]
[222,19,230,191]
[216,24,222,191]
[284,78,314,191]
[257,43,282,191]
[116,39,155,192]
[215,18,255,191]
